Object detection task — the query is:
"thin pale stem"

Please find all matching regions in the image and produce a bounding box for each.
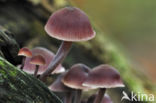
[64,92,73,103]
[34,65,39,77]
[39,41,72,81]
[94,88,106,103]
[74,90,82,103]
[20,57,26,70]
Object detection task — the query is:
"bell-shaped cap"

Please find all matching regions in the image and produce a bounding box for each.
[62,63,91,90]
[45,7,95,42]
[83,64,125,88]
[23,47,65,74]
[30,55,45,66]
[49,72,70,92]
[18,47,32,57]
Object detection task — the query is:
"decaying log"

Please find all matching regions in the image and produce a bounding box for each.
[0,57,62,103]
[0,26,21,65]
[0,23,62,103]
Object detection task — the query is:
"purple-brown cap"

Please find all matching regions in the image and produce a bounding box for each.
[45,7,95,42]
[48,72,70,92]
[83,64,125,88]
[30,55,45,66]
[18,47,32,57]
[23,47,65,74]
[62,63,91,90]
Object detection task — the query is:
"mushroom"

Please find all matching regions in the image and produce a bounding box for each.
[30,55,46,76]
[87,94,112,103]
[83,64,124,103]
[23,47,65,75]
[49,72,73,103]
[18,47,32,70]
[62,63,91,103]
[40,7,95,81]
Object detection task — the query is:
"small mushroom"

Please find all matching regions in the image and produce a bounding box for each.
[23,47,65,75]
[83,64,124,103]
[18,47,32,70]
[30,55,45,76]
[49,72,73,103]
[40,7,95,81]
[62,63,91,103]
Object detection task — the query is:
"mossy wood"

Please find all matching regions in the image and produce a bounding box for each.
[0,26,21,65]
[0,57,62,103]
[0,20,62,102]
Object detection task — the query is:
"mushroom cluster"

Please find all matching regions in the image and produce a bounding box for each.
[47,64,124,103]
[17,47,65,77]
[17,6,125,103]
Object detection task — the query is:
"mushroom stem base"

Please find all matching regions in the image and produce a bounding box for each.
[94,88,106,103]
[74,90,82,103]
[34,65,39,77]
[64,92,73,103]
[20,57,26,70]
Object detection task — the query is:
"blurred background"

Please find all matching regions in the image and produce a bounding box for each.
[71,0,156,82]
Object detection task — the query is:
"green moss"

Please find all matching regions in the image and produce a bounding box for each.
[0,61,4,66]
[8,83,17,90]
[0,60,17,78]
[0,57,62,103]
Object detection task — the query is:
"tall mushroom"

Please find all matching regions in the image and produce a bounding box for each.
[23,47,65,75]
[30,55,46,76]
[40,7,95,81]
[62,63,91,103]
[83,64,125,103]
[49,72,73,103]
[18,47,32,70]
